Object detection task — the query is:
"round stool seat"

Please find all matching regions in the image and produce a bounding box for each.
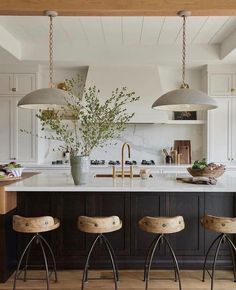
[201,215,236,234]
[13,215,60,233]
[139,216,185,234]
[78,216,122,234]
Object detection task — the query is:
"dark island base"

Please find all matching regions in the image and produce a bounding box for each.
[0,209,17,283]
[12,191,236,272]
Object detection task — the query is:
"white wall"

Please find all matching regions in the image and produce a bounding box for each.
[37,65,206,164]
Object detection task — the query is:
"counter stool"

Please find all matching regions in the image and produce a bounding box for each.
[201,214,236,290]
[139,216,185,290]
[78,215,122,290]
[12,215,60,290]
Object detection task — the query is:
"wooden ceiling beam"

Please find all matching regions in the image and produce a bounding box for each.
[0,0,236,16]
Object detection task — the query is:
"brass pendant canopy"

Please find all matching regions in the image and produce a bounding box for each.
[18,11,69,109]
[152,10,217,111]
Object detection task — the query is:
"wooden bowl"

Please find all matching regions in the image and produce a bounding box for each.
[187,167,225,178]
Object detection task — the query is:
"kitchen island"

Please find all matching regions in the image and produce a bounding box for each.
[1,171,236,282]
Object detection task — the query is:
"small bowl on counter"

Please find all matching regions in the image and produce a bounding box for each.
[5,167,24,177]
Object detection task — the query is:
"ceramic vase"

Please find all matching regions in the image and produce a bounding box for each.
[70,155,90,185]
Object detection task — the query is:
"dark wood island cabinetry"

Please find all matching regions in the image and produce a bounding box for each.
[15,191,235,270]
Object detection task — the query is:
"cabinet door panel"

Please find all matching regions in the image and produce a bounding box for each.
[0,74,13,95]
[88,192,130,256]
[0,98,12,160]
[15,102,37,162]
[205,193,235,255]
[14,73,35,94]
[131,193,166,256]
[208,97,230,163]
[231,98,236,162]
[209,74,232,96]
[57,193,87,256]
[232,74,236,96]
[169,192,204,255]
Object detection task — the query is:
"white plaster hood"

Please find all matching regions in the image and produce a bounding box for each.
[85,66,168,123]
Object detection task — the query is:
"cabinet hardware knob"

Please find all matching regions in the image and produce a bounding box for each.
[12,87,16,92]
[232,158,234,161]
[231,88,235,92]
[228,158,231,161]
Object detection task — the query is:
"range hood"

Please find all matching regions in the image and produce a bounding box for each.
[85,66,168,124]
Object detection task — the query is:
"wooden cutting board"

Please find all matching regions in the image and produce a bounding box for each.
[178,145,190,164]
[174,140,191,164]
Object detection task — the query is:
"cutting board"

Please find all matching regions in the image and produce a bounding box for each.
[174,140,191,164]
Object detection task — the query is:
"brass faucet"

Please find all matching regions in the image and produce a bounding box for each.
[121,143,131,178]
[112,142,133,178]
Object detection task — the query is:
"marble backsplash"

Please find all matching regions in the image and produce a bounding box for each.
[38,124,205,164]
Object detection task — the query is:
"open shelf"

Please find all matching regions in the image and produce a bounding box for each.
[166,120,206,125]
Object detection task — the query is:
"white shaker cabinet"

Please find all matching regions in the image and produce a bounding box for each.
[0,98,13,160]
[209,73,236,96]
[208,97,236,164]
[0,97,37,163]
[0,73,36,95]
[0,73,37,163]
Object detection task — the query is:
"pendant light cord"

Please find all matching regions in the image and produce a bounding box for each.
[181,15,189,89]
[49,15,54,88]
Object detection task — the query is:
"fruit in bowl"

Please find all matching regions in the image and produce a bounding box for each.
[5,162,24,177]
[187,159,225,179]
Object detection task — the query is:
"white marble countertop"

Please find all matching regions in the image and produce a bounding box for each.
[4,171,236,192]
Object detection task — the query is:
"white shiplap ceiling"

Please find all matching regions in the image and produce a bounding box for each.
[0,16,236,65]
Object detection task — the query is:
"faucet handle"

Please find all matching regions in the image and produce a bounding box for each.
[130,165,133,179]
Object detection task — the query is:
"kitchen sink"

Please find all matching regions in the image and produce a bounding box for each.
[95,174,153,178]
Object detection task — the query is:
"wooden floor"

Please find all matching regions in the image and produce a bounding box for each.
[1,270,236,290]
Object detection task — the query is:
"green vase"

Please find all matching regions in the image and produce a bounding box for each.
[70,156,90,185]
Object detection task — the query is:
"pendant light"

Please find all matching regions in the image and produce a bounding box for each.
[18,11,69,109]
[152,11,217,111]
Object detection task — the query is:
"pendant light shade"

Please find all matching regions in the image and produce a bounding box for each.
[152,11,217,111]
[18,88,69,109]
[152,88,217,111]
[18,11,69,110]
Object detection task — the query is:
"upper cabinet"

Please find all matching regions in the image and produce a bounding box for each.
[0,72,37,163]
[0,73,36,95]
[209,73,236,96]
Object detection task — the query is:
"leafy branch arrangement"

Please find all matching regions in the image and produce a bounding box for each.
[35,77,140,156]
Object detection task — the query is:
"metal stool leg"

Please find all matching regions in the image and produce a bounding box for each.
[81,234,101,290]
[101,235,118,290]
[102,235,119,282]
[39,234,58,282]
[38,236,50,290]
[202,233,223,282]
[163,235,182,290]
[13,234,38,290]
[145,234,163,290]
[210,234,225,290]
[143,235,160,282]
[23,236,34,282]
[225,235,236,282]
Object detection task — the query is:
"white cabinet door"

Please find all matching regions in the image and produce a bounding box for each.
[232,74,236,96]
[208,97,231,163]
[209,74,232,96]
[0,74,13,95]
[0,97,13,161]
[13,98,37,162]
[231,98,236,162]
[13,73,36,95]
